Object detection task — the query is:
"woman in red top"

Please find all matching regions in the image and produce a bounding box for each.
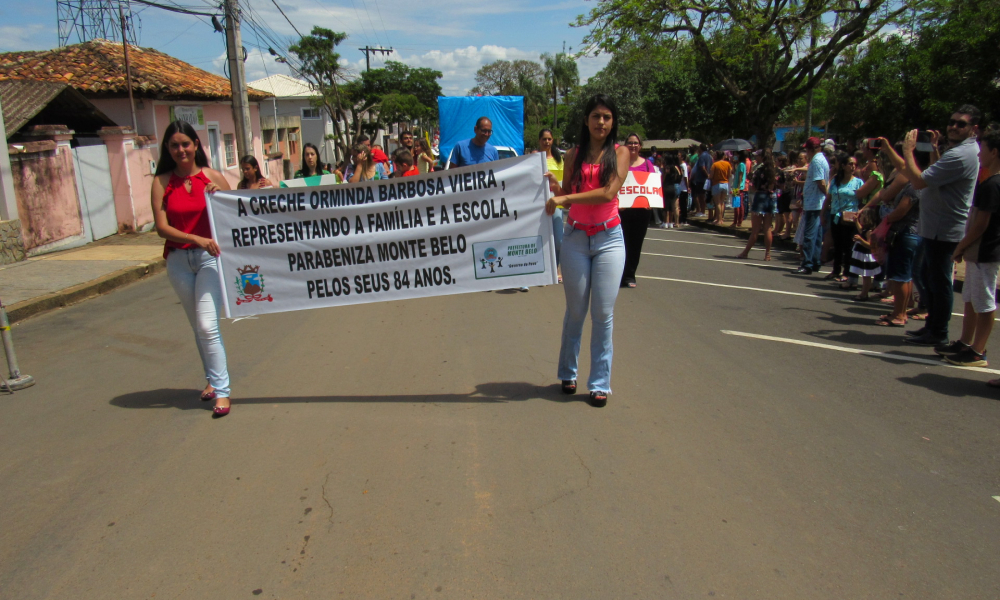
[546,94,630,407]
[150,120,234,418]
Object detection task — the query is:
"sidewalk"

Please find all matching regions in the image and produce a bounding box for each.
[682,211,969,290]
[0,231,165,324]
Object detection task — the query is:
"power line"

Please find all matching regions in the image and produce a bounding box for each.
[266,0,302,37]
[371,0,391,50]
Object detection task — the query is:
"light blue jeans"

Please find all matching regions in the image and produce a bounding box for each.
[551,208,564,266]
[557,223,625,393]
[166,248,231,398]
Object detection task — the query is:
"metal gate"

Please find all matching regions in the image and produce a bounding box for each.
[72,144,118,241]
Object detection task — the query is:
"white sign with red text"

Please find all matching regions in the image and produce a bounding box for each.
[616,169,664,208]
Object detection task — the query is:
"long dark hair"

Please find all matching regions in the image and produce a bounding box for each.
[237,155,263,189]
[757,149,777,191]
[832,151,851,186]
[301,142,322,177]
[570,94,620,191]
[155,120,209,175]
[539,128,562,164]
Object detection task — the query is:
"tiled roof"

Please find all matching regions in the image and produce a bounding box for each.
[0,79,116,138]
[0,39,271,101]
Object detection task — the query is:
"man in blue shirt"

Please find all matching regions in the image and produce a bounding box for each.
[885,104,982,346]
[792,137,829,274]
[447,117,499,168]
[691,143,714,216]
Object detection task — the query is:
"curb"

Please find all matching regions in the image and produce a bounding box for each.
[7,259,167,324]
[683,218,968,293]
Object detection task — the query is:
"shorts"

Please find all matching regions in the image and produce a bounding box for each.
[712,183,729,196]
[704,179,711,192]
[885,232,919,282]
[751,191,778,215]
[962,261,1000,313]
[777,189,792,213]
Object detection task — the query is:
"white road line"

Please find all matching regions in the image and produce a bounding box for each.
[648,230,739,241]
[720,330,1000,375]
[642,252,784,268]
[643,238,797,255]
[637,274,983,319]
[637,274,846,300]
[993,496,1000,504]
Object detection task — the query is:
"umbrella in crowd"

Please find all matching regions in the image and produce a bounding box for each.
[713,138,753,152]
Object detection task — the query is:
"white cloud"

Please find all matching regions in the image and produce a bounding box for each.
[376,45,540,95]
[0,24,53,52]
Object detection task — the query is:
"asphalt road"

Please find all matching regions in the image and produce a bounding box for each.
[2,226,998,599]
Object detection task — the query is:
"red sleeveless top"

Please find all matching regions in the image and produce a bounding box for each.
[162,170,214,259]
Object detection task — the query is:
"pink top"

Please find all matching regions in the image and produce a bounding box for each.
[568,162,618,225]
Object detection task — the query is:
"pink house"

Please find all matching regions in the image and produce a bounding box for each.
[0,39,273,235]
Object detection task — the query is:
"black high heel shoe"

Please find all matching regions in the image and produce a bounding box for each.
[588,391,608,407]
[561,380,577,394]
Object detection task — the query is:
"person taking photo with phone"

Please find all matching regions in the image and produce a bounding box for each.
[882,104,982,346]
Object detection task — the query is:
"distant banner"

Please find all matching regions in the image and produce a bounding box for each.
[617,169,664,208]
[207,154,557,318]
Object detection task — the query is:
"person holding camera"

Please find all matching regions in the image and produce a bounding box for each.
[882,105,982,346]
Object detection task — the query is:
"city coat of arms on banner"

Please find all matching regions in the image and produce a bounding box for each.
[234,265,274,305]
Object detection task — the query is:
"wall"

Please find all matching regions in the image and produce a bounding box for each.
[152,101,266,188]
[0,219,26,264]
[126,138,157,228]
[90,98,158,137]
[8,141,84,251]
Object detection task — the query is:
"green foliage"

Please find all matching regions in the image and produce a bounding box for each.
[826,0,1000,139]
[576,0,923,146]
[471,57,580,150]
[470,60,545,96]
[288,27,442,159]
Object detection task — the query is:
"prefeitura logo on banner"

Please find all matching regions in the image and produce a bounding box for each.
[234,265,274,305]
[472,236,545,279]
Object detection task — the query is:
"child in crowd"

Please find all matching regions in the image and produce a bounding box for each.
[847,210,880,301]
[390,149,420,178]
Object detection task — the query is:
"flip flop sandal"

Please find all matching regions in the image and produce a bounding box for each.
[875,316,906,327]
[854,294,872,302]
[908,312,928,321]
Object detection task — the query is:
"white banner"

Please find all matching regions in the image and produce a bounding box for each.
[617,169,664,208]
[207,154,557,318]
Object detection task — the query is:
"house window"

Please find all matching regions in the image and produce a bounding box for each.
[224,133,236,166]
[302,107,321,120]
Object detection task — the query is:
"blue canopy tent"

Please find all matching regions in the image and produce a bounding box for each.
[438,96,524,165]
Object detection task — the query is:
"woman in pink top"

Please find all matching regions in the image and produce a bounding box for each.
[150,120,234,418]
[545,94,630,407]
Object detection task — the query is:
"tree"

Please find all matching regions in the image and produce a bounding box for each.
[577,0,924,147]
[288,28,443,159]
[826,0,1000,139]
[541,52,579,129]
[469,60,545,96]
[288,27,351,161]
[342,61,443,135]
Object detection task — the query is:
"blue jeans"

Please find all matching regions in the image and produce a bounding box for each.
[551,208,564,266]
[799,210,823,270]
[912,238,928,310]
[918,237,959,338]
[558,223,625,393]
[167,248,231,397]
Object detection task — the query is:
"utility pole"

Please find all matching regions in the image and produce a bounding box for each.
[117,2,138,133]
[358,46,393,72]
[224,0,253,160]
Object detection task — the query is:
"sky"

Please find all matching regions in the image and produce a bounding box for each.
[2,0,612,96]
